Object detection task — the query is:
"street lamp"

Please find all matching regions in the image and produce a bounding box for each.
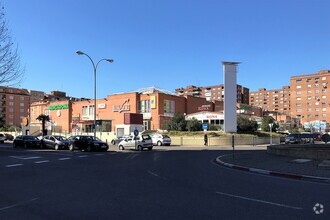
[76,50,113,138]
[269,123,273,145]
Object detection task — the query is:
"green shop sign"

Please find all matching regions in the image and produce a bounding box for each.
[49,104,69,110]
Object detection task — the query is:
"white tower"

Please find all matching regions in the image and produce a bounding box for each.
[222,61,240,133]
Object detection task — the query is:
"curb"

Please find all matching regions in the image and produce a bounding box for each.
[216,154,330,184]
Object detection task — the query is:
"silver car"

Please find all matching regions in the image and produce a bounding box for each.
[118,134,153,151]
[150,134,171,146]
[42,135,69,150]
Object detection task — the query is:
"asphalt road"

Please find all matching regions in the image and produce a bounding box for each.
[0,143,329,220]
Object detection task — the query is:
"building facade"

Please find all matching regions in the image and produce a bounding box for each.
[290,70,330,125]
[28,87,216,136]
[0,86,30,127]
[175,84,249,104]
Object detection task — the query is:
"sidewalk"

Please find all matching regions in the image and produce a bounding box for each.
[216,149,330,182]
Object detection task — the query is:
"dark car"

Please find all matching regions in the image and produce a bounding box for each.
[68,135,109,152]
[42,135,69,150]
[13,135,42,149]
[284,133,314,144]
[0,134,5,143]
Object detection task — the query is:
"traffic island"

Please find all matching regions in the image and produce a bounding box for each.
[267,144,330,160]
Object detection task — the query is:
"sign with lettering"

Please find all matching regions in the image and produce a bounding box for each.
[198,104,211,111]
[49,104,69,110]
[113,98,130,113]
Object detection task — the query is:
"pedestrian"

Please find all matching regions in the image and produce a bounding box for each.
[204,134,208,146]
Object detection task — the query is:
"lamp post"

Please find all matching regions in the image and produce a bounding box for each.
[76,50,113,138]
[269,123,273,145]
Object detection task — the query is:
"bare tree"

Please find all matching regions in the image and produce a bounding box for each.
[0,4,23,86]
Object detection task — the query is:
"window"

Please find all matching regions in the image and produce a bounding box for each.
[307,96,311,100]
[20,109,24,113]
[296,79,302,82]
[9,102,14,106]
[306,78,311,82]
[322,95,326,99]
[9,108,13,113]
[307,90,312,94]
[315,90,319,93]
[82,106,88,116]
[307,84,311,88]
[296,109,302,113]
[20,103,24,107]
[322,114,326,118]
[296,97,301,101]
[139,100,151,113]
[322,77,326,80]
[44,109,50,116]
[20,97,24,101]
[322,108,326,112]
[315,84,319,87]
[9,96,14,100]
[296,85,301,89]
[89,105,94,116]
[296,91,301,95]
[307,108,311,112]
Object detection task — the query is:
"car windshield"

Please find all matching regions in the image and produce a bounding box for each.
[25,136,38,140]
[54,136,67,141]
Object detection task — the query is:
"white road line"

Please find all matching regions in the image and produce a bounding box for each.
[58,157,71,161]
[78,155,88,158]
[216,191,303,210]
[34,160,49,164]
[0,198,38,211]
[5,164,23,168]
[147,170,167,180]
[10,156,42,160]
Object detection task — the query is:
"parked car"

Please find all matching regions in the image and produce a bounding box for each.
[110,135,133,145]
[68,135,109,152]
[150,134,171,146]
[13,135,42,149]
[118,134,153,151]
[3,133,14,141]
[0,134,5,143]
[285,133,314,144]
[42,135,69,150]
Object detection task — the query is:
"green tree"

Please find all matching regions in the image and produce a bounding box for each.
[169,113,187,131]
[186,118,202,131]
[237,116,258,132]
[261,116,278,132]
[36,114,50,136]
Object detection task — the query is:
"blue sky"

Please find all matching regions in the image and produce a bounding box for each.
[3,0,330,99]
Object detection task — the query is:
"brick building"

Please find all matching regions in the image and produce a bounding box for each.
[175,84,249,104]
[0,86,30,127]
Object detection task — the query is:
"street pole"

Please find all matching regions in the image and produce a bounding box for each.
[269,123,273,145]
[76,51,113,138]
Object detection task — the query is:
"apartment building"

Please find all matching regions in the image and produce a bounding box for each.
[290,70,330,125]
[0,86,30,127]
[175,84,249,104]
[249,86,291,116]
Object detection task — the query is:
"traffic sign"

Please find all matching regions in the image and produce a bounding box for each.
[134,129,139,137]
[202,123,208,130]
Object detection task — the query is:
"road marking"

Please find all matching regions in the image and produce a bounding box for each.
[78,155,88,158]
[10,156,42,160]
[5,164,23,168]
[0,198,38,211]
[147,170,167,180]
[34,160,49,164]
[58,157,71,161]
[216,191,303,210]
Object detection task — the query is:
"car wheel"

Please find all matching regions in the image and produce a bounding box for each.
[13,142,16,148]
[69,144,74,151]
[148,147,153,151]
[24,143,28,149]
[86,145,92,152]
[54,144,59,151]
[118,145,124,150]
[137,145,143,151]
[157,141,162,146]
[111,140,116,145]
